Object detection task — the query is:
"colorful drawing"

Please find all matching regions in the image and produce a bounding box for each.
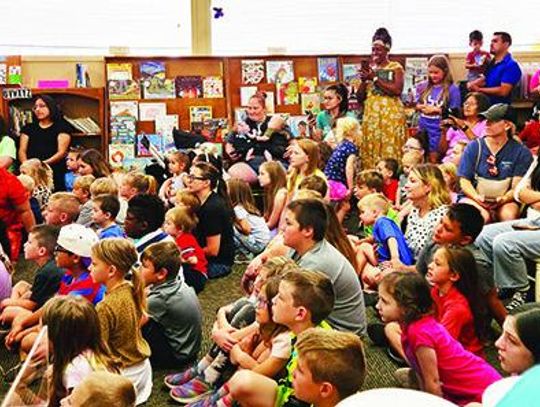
[108,79,140,100]
[137,134,163,157]
[298,77,318,94]
[139,102,167,121]
[288,115,310,138]
[106,63,133,80]
[203,76,224,98]
[142,77,176,99]
[241,59,265,84]
[155,115,179,151]
[139,61,166,79]
[175,76,203,98]
[277,82,299,105]
[109,144,135,168]
[318,57,339,82]
[189,106,213,125]
[301,93,321,114]
[266,60,294,84]
[110,101,138,118]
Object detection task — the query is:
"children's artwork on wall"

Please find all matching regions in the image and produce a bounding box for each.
[108,79,140,100]
[142,78,176,99]
[288,115,310,138]
[106,63,133,80]
[301,93,321,115]
[140,61,166,79]
[318,57,339,82]
[7,66,22,85]
[110,116,137,144]
[155,115,179,151]
[110,101,138,119]
[298,77,318,94]
[240,86,258,106]
[343,64,362,86]
[175,76,203,98]
[266,60,294,84]
[241,59,265,84]
[403,57,428,104]
[137,133,163,157]
[139,102,167,121]
[277,81,299,105]
[189,106,213,125]
[109,144,135,167]
[203,76,224,98]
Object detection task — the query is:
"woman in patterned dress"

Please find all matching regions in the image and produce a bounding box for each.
[357,27,407,170]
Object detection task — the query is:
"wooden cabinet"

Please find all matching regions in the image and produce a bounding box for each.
[1,87,106,154]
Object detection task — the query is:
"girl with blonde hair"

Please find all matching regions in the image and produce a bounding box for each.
[19,158,54,210]
[89,238,152,405]
[258,161,287,235]
[119,171,157,200]
[287,139,325,195]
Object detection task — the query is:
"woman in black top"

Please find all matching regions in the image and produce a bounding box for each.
[188,161,235,278]
[18,95,71,191]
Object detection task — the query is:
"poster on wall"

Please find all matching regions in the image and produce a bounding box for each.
[402,57,428,105]
[241,60,265,84]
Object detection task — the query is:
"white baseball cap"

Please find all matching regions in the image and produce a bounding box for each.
[57,224,99,258]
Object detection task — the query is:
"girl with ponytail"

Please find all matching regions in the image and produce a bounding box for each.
[89,238,152,405]
[188,162,235,278]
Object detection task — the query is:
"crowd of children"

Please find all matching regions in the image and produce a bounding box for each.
[1,27,540,407]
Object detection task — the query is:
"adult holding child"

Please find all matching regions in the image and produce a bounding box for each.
[357,27,407,170]
[458,103,532,223]
[18,95,72,191]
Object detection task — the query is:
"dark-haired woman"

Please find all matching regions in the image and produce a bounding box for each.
[357,27,407,170]
[314,83,355,143]
[188,162,235,278]
[18,95,72,190]
[78,148,112,179]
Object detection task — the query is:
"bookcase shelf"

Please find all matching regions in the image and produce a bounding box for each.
[1,87,106,155]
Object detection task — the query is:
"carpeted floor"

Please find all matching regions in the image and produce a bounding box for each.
[0,260,502,406]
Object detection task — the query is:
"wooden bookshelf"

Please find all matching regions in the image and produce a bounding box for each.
[1,87,106,154]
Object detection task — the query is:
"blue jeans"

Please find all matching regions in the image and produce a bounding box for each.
[476,219,540,290]
[207,262,232,279]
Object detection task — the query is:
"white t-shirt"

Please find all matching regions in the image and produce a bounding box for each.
[270,331,292,360]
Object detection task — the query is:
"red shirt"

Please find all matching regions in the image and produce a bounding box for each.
[519,120,540,150]
[382,179,399,203]
[175,233,208,276]
[0,168,28,228]
[431,286,484,357]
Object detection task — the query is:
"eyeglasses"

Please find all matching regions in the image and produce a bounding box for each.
[54,245,71,254]
[486,154,499,176]
[187,174,207,182]
[256,297,271,309]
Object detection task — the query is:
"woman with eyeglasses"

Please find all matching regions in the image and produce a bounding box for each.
[357,27,407,170]
[18,95,72,191]
[188,162,235,279]
[457,103,532,223]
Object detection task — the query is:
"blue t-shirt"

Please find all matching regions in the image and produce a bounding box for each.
[64,171,77,192]
[324,140,358,184]
[484,53,522,104]
[373,216,414,265]
[98,223,126,239]
[457,138,532,183]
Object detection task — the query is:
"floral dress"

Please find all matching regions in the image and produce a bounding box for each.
[361,60,407,169]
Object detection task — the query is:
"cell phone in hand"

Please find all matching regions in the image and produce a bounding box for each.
[361,59,370,71]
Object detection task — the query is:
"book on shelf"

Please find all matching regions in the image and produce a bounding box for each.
[107,63,133,80]
[202,76,224,98]
[277,81,299,105]
[241,59,265,85]
[139,102,167,121]
[189,106,213,125]
[140,61,166,80]
[301,93,321,115]
[108,79,140,99]
[266,60,294,84]
[110,101,138,119]
[142,77,176,99]
[175,76,203,98]
[343,64,362,87]
[137,134,163,157]
[8,105,33,137]
[109,144,135,168]
[64,116,101,135]
[298,77,318,94]
[317,57,339,82]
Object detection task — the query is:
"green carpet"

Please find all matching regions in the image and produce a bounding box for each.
[0,261,502,406]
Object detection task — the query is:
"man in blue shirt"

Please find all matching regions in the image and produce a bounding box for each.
[468,32,521,105]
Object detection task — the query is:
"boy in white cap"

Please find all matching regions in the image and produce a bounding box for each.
[4,224,104,352]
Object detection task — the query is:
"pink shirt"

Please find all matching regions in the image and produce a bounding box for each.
[442,120,487,163]
[401,316,501,406]
[530,70,540,93]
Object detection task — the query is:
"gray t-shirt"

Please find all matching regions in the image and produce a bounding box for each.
[147,278,203,361]
[290,239,367,336]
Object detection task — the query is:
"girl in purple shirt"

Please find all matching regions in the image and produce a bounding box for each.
[376,272,501,406]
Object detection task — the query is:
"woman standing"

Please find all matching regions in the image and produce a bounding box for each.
[358,27,407,170]
[18,95,71,191]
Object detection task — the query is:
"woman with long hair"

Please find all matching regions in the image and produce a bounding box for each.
[78,149,112,179]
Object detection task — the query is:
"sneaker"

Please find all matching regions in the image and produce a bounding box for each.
[393,368,419,389]
[505,289,528,312]
[367,323,388,347]
[170,377,213,404]
[387,347,407,367]
[164,366,199,389]
[185,393,217,407]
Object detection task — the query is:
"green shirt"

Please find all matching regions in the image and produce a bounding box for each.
[0,136,16,172]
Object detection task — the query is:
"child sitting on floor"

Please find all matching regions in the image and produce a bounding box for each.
[355,194,414,289]
[140,241,202,369]
[20,158,54,212]
[73,175,96,226]
[376,158,400,206]
[92,194,125,239]
[163,206,207,293]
